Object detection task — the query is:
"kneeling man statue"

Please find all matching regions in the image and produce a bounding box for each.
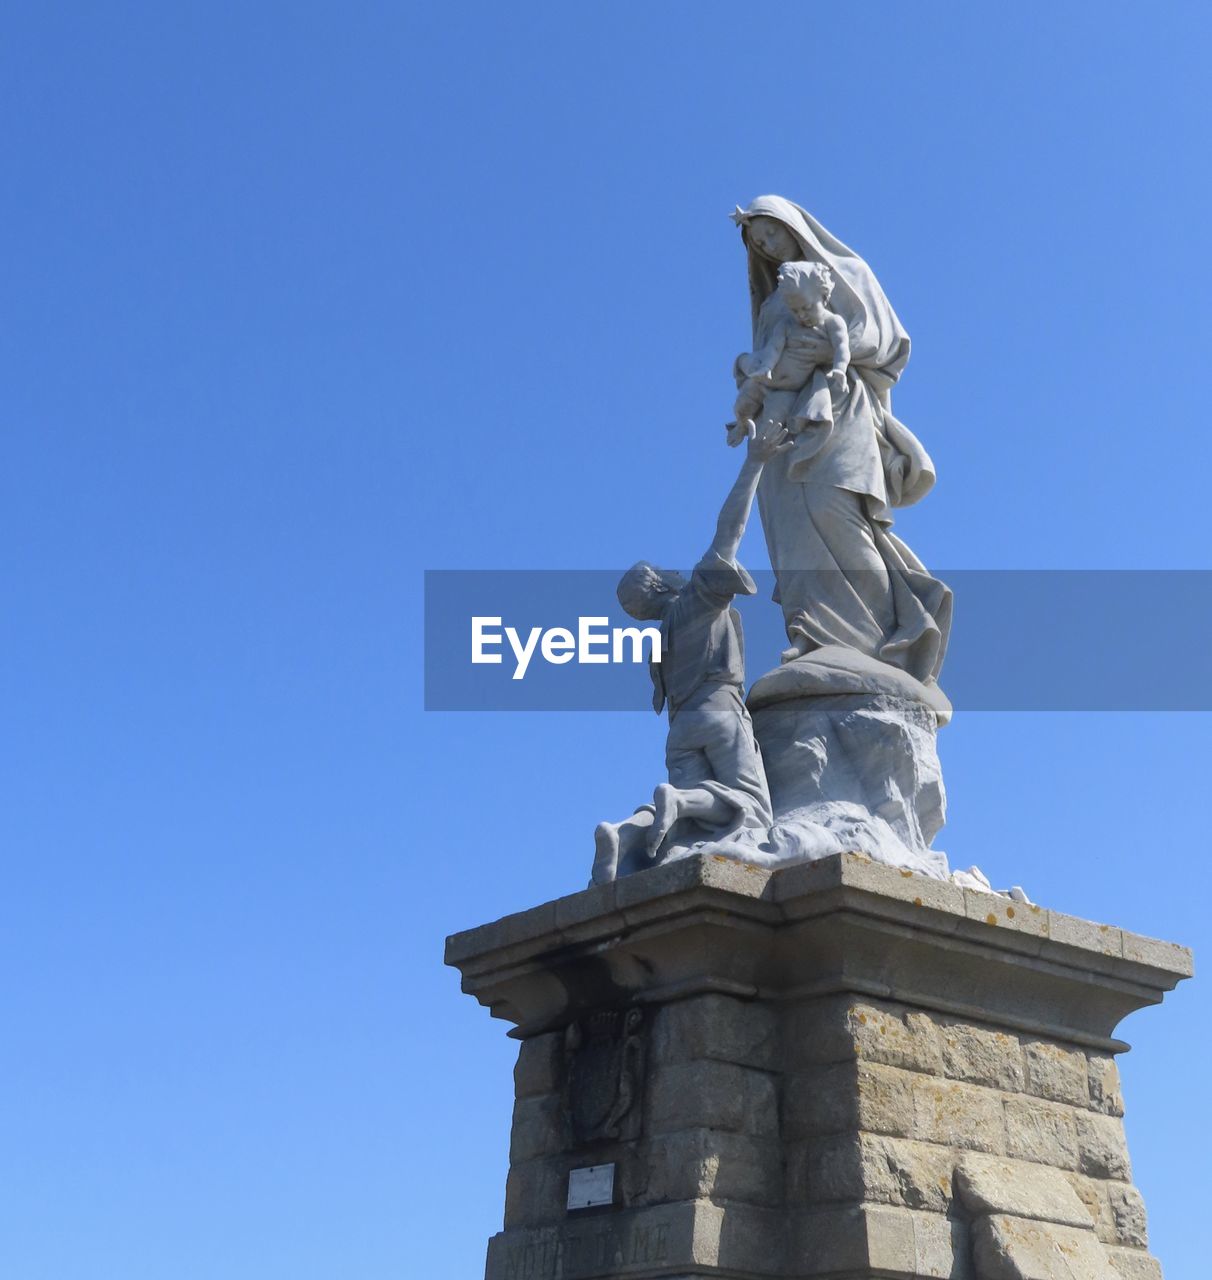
[591,424,791,884]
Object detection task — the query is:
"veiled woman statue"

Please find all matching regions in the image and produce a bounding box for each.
[731,196,951,691]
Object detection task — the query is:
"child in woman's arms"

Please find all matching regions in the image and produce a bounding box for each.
[727,260,850,447]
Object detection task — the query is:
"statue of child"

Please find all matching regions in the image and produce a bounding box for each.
[727,260,851,452]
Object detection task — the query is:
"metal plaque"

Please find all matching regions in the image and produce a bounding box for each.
[567,1162,615,1210]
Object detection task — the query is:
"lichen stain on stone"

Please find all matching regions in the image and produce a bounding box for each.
[987,913,998,926]
[1007,907,1016,918]
[914,897,923,907]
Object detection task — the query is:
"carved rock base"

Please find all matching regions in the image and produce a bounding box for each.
[446,854,1191,1280]
[750,691,947,878]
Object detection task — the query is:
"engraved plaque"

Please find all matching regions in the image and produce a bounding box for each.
[567,1163,615,1210]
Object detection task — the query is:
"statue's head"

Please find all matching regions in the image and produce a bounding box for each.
[777,260,835,322]
[616,561,685,620]
[738,213,801,264]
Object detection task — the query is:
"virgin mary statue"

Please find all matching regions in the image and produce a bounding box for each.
[732,196,951,693]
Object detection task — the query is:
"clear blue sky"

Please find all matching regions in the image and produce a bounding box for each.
[2,4,1209,1277]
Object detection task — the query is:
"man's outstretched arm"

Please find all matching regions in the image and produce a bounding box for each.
[709,424,791,563]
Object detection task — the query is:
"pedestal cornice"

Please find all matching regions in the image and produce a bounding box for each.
[446,853,1192,1051]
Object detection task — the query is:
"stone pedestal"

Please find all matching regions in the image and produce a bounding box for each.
[446,854,1191,1280]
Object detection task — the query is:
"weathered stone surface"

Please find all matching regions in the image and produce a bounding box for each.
[1105,1244,1163,1280]
[1120,930,1195,976]
[859,1201,919,1274]
[783,995,863,1066]
[942,1022,1025,1092]
[445,900,556,968]
[797,1131,859,1205]
[1088,1054,1126,1117]
[453,853,1190,1047]
[972,1214,1110,1280]
[504,1156,568,1229]
[856,1062,917,1137]
[647,1059,778,1137]
[1046,912,1123,960]
[649,994,777,1071]
[643,1128,781,1207]
[849,1000,945,1074]
[777,853,964,914]
[787,1060,918,1140]
[486,1200,785,1280]
[704,1199,791,1275]
[1075,1111,1131,1180]
[955,1154,1092,1228]
[1004,1097,1079,1170]
[554,880,624,936]
[789,1203,972,1279]
[796,1132,955,1214]
[1023,1039,1090,1108]
[1107,1183,1148,1248]
[783,1138,815,1204]
[1064,1172,1116,1245]
[789,1204,886,1275]
[612,848,774,912]
[783,1062,853,1137]
[514,1033,562,1099]
[911,1075,1006,1153]
[860,1135,956,1213]
[964,890,1049,940]
[509,1093,566,1164]
[913,1210,972,1279]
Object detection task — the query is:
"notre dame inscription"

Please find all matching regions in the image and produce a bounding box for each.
[496,1217,671,1280]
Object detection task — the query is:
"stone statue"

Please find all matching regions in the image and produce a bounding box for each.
[594,194,956,883]
[730,195,952,678]
[589,425,791,885]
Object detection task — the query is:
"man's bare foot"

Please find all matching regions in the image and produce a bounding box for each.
[591,820,621,885]
[645,782,680,859]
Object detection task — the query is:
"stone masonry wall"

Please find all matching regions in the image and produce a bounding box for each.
[783,992,1156,1279]
[503,991,1162,1278]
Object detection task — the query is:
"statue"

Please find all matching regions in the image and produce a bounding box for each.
[730,195,952,680]
[594,195,955,883]
[590,425,791,885]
